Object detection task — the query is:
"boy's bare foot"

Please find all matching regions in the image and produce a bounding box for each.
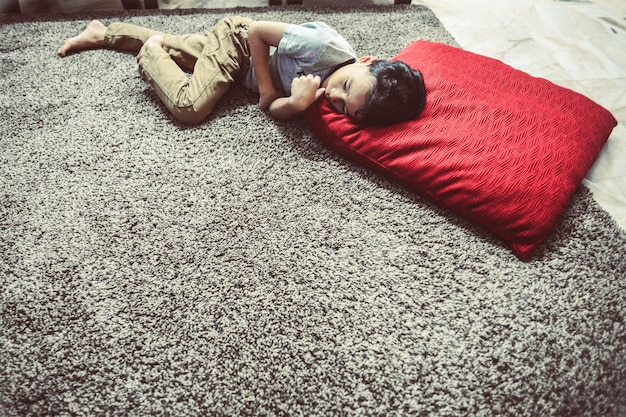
[137,35,165,63]
[58,20,107,57]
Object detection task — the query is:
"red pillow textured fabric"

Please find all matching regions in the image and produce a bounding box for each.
[306,40,617,260]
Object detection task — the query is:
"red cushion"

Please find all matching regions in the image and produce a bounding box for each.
[306,40,617,260]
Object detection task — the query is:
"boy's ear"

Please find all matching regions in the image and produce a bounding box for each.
[356,56,378,64]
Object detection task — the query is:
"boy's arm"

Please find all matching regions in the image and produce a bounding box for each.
[268,74,326,120]
[248,21,288,110]
[248,21,326,120]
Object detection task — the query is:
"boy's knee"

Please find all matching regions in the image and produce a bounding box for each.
[171,107,212,125]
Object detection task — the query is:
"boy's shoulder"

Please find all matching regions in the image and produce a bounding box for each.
[279,21,356,62]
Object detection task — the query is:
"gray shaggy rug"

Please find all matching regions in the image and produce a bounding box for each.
[1,5,626,417]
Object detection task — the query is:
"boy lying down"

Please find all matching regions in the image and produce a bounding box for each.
[58,16,426,126]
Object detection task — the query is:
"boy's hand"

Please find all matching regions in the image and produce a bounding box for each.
[289,74,326,111]
[266,74,326,121]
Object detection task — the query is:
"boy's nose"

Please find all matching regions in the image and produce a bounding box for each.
[326,89,342,101]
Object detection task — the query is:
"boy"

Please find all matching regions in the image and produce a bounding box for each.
[58,16,426,126]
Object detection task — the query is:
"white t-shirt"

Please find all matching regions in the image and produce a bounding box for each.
[242,22,357,94]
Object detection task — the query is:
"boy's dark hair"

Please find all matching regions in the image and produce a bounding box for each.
[360,60,426,126]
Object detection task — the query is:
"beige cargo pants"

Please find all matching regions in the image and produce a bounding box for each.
[105,16,253,124]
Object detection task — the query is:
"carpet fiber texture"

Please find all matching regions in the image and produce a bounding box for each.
[1,5,626,417]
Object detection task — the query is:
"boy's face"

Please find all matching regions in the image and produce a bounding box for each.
[322,63,376,122]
